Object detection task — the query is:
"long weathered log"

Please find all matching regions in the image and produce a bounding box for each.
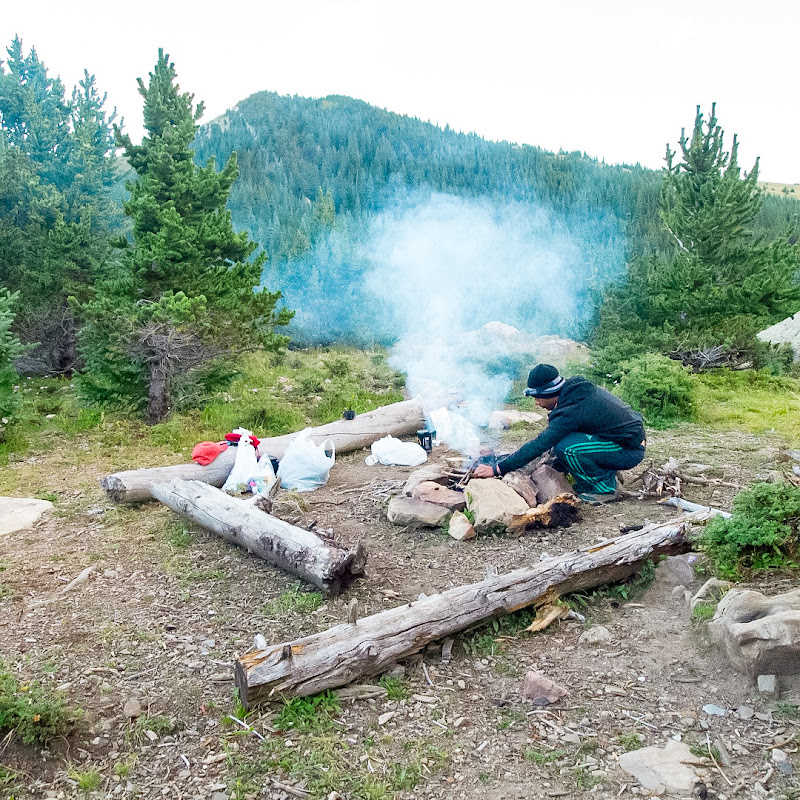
[151,480,366,595]
[235,516,689,705]
[102,399,425,504]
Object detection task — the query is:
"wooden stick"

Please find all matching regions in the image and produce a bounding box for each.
[235,517,689,706]
[659,497,731,519]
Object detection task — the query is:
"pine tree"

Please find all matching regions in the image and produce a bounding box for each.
[77,50,292,422]
[592,104,800,368]
[0,288,24,429]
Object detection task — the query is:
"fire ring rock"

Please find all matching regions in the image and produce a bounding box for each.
[411,481,466,511]
[387,496,451,528]
[708,588,800,676]
[464,478,529,535]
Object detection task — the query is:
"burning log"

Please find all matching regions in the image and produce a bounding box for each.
[102,399,425,504]
[151,480,366,595]
[507,465,580,533]
[234,516,689,705]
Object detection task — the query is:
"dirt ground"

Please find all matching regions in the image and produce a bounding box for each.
[0,420,798,800]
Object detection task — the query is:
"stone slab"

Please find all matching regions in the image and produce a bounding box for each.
[0,496,53,536]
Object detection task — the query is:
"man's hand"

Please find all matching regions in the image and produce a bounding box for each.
[472,464,496,479]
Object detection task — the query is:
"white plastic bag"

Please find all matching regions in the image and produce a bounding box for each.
[247,453,277,496]
[365,435,428,466]
[222,428,259,493]
[277,428,336,491]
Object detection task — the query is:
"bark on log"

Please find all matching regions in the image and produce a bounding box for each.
[235,516,689,705]
[151,480,366,595]
[102,399,425,504]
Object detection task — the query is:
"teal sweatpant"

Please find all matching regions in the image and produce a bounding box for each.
[553,432,645,494]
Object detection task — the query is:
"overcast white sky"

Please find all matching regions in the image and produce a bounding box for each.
[3,0,798,182]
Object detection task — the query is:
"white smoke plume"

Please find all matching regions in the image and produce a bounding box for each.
[266,191,625,450]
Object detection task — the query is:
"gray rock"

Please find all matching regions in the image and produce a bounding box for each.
[464,478,528,534]
[122,698,142,719]
[448,511,476,541]
[402,465,449,496]
[653,554,696,589]
[690,578,732,612]
[736,704,754,720]
[0,496,53,536]
[618,740,699,794]
[757,674,778,697]
[387,495,451,528]
[520,670,568,705]
[708,588,800,676]
[702,704,728,717]
[412,481,466,511]
[757,311,800,360]
[579,625,612,646]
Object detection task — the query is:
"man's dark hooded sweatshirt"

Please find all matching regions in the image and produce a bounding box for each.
[496,376,645,477]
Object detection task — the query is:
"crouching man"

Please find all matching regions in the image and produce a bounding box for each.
[472,364,646,503]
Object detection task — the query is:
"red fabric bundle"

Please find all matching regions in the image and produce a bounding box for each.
[224,431,261,448]
[191,441,229,466]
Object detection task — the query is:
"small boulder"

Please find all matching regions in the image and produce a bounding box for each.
[579,625,611,646]
[387,495,451,528]
[708,588,800,676]
[487,409,543,430]
[448,511,476,541]
[412,481,466,511]
[123,698,143,719]
[521,670,567,705]
[465,478,529,535]
[0,496,53,536]
[402,465,449,496]
[757,674,778,697]
[618,740,699,794]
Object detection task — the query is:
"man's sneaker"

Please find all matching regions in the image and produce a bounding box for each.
[578,490,620,505]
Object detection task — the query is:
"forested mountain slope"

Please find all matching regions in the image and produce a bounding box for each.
[195,91,798,268]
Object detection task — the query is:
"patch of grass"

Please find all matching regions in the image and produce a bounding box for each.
[689,741,719,761]
[463,509,475,524]
[566,559,656,610]
[574,767,603,790]
[378,675,410,701]
[67,766,102,792]
[691,602,717,622]
[164,521,193,550]
[0,661,73,745]
[496,709,525,730]
[274,691,340,733]
[694,369,800,443]
[130,714,178,743]
[0,764,21,791]
[114,755,137,778]
[524,747,566,765]
[266,587,324,616]
[617,732,643,751]
[776,702,800,719]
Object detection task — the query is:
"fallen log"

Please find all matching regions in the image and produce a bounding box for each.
[508,465,580,533]
[102,399,425,504]
[235,516,689,705]
[151,480,366,595]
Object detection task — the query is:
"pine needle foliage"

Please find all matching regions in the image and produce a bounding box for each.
[0,289,24,424]
[700,482,800,579]
[616,353,696,428]
[76,50,292,421]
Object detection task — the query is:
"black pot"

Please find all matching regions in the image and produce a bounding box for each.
[343,409,356,420]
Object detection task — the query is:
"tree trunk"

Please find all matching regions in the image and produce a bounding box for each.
[102,399,425,504]
[235,517,689,705]
[151,479,366,595]
[147,357,170,424]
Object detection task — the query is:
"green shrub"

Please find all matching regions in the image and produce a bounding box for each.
[700,482,800,579]
[0,290,24,428]
[616,353,696,428]
[0,661,72,745]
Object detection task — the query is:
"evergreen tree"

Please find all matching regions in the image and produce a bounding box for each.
[0,287,24,429]
[592,105,800,368]
[0,40,119,374]
[77,50,292,422]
